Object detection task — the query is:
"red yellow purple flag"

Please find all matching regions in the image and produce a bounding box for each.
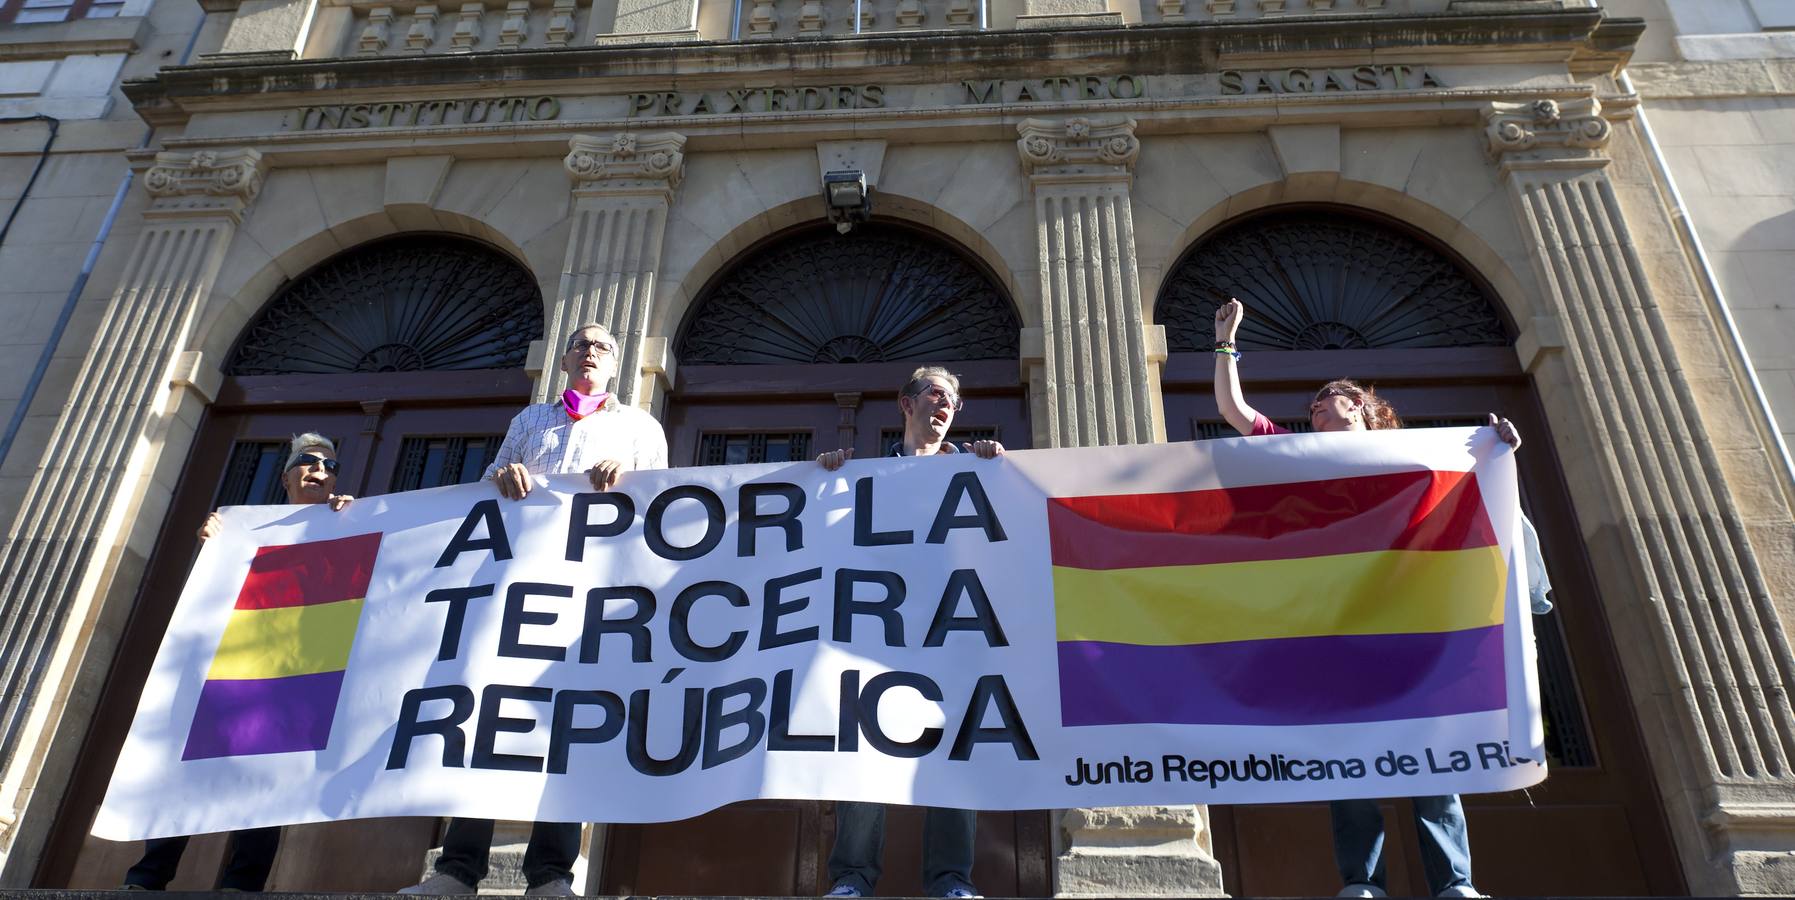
[1049,469,1506,727]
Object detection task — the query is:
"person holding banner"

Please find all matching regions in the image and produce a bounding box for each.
[401,323,666,897]
[121,433,354,891]
[815,365,1000,900]
[1213,298,1523,899]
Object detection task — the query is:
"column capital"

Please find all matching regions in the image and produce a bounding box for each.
[1482,97,1612,176]
[1017,116,1139,183]
[564,132,687,197]
[142,148,266,221]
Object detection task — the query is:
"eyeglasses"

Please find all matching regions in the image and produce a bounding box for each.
[910,385,964,411]
[567,338,616,356]
[288,453,340,473]
[1310,390,1361,414]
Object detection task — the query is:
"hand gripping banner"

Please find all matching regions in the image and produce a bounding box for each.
[95,427,1544,840]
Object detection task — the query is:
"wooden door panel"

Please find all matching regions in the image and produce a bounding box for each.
[262,819,441,891]
[610,801,817,896]
[1468,803,1651,896]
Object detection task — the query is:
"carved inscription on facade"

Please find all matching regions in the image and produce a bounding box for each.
[1220,66,1443,94]
[961,75,1144,104]
[626,85,885,117]
[294,96,561,129]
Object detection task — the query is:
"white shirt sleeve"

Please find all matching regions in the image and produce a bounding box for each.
[482,410,528,481]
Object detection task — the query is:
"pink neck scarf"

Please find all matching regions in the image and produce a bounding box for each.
[562,389,610,421]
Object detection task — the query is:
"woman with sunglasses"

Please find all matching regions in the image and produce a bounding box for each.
[122,433,351,890]
[1213,299,1521,899]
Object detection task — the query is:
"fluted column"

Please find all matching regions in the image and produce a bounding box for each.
[542,132,686,409]
[1017,118,1217,897]
[1487,96,1795,894]
[1017,116,1159,449]
[0,150,265,865]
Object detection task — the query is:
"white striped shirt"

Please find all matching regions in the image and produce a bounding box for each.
[482,399,668,480]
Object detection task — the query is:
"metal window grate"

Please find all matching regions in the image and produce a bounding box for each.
[392,435,504,492]
[216,441,291,507]
[697,432,812,467]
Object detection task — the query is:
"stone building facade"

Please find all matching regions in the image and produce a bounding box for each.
[1,0,1794,894]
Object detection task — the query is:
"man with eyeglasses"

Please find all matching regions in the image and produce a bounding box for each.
[121,434,352,891]
[816,365,999,900]
[402,323,666,897]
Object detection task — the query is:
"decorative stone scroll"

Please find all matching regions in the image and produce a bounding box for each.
[563,131,685,194]
[1016,116,1141,180]
[1482,97,1612,173]
[545,132,687,409]
[142,148,267,220]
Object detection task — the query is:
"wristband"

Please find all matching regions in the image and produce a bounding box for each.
[1213,347,1241,361]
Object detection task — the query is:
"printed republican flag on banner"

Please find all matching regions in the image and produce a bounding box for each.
[1050,470,1505,728]
[183,533,383,760]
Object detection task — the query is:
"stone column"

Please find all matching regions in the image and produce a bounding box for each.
[1486,96,1795,895]
[1016,117,1218,897]
[0,149,264,873]
[1017,116,1160,450]
[544,132,686,409]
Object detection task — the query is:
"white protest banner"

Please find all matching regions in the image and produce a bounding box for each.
[95,427,1544,840]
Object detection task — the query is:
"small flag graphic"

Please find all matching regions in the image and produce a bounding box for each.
[1051,470,1506,727]
[183,532,383,760]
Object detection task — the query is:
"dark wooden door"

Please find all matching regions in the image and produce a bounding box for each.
[1160,348,1686,896]
[601,359,1053,897]
[39,371,531,891]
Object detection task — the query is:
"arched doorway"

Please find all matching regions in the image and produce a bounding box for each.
[40,235,547,890]
[598,220,1051,897]
[1154,206,1684,896]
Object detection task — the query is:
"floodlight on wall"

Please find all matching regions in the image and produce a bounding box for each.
[824,169,872,233]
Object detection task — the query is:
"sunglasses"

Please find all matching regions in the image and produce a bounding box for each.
[288,453,340,473]
[909,385,964,411]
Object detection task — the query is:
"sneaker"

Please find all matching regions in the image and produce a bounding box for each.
[524,879,575,897]
[938,888,982,899]
[398,872,477,895]
[1337,885,1388,898]
[1436,886,1483,898]
[824,884,863,898]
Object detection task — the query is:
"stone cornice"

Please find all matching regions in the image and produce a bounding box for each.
[1017,116,1138,181]
[122,9,1617,116]
[1482,96,1611,175]
[564,132,686,194]
[142,148,267,220]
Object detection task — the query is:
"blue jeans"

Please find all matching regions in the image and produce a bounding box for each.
[828,801,977,896]
[1330,795,1474,895]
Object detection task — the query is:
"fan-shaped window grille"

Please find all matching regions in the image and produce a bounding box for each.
[679,223,1019,364]
[226,236,544,375]
[1156,209,1510,352]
